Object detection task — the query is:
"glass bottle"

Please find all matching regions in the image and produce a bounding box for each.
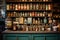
[24,18,27,24]
[46,4,48,10]
[25,25,28,31]
[13,12,16,17]
[13,24,17,31]
[19,25,23,31]
[21,4,23,10]
[43,0,46,2]
[42,12,45,17]
[27,4,29,10]
[25,0,27,2]
[5,18,12,30]
[17,24,20,31]
[7,4,10,10]
[22,0,25,2]
[20,12,23,17]
[45,24,51,31]
[43,4,46,10]
[48,4,51,10]
[40,12,43,17]
[15,4,18,10]
[24,4,27,10]
[10,4,13,10]
[17,4,20,10]
[13,4,15,10]
[45,0,48,2]
[40,19,43,23]
[41,24,45,31]
[7,12,10,17]
[48,13,52,17]
[39,4,42,10]
[44,17,47,24]
[38,18,40,24]
[48,18,52,24]
[32,12,35,17]
[36,4,39,10]
[37,12,40,17]
[25,12,28,17]
[30,12,32,17]
[35,20,38,24]
[35,25,39,31]
[35,12,37,17]
[22,12,25,17]
[33,18,36,24]
[30,0,33,2]
[30,3,32,10]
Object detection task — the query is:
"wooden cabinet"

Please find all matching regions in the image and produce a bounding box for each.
[46,36,58,40]
[58,34,60,40]
[3,34,31,40]
[32,35,45,40]
[5,37,16,40]
[3,34,16,40]
[3,33,59,40]
[32,34,58,40]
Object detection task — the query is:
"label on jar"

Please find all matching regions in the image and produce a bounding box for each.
[19,17,24,24]
[27,18,32,24]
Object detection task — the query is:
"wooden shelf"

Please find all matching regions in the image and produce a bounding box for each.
[6,1,52,4]
[7,10,53,12]
[6,15,53,17]
[17,23,60,25]
[5,0,60,32]
[2,30,60,34]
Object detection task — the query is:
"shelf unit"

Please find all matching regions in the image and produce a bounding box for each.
[5,0,60,31]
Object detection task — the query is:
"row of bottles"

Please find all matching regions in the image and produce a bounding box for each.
[7,12,52,17]
[7,12,60,19]
[5,17,53,25]
[11,24,58,31]
[7,3,52,10]
[53,14,60,18]
[15,17,53,24]
[6,0,52,2]
[5,17,59,32]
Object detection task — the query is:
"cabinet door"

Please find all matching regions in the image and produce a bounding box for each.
[33,36,45,40]
[46,36,58,40]
[6,36,16,40]
[17,34,31,40]
[18,36,30,40]
[46,34,58,40]
[3,34,31,40]
[3,35,16,40]
[32,34,45,40]
[58,34,60,40]
[32,34,59,40]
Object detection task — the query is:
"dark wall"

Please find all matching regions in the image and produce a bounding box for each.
[0,21,5,32]
[0,21,5,40]
[52,0,60,2]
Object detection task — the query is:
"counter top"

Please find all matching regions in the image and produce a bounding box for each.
[2,30,60,34]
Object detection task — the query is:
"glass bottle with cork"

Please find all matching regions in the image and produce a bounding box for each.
[13,24,17,31]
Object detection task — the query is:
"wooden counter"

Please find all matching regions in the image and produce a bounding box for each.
[2,30,60,40]
[2,30,60,34]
